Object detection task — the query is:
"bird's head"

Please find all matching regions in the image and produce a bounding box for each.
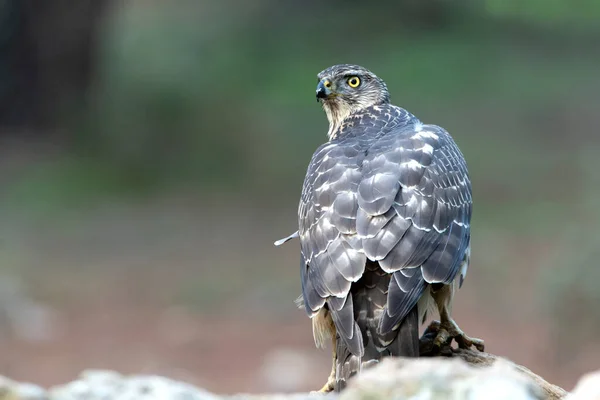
[316,64,390,138]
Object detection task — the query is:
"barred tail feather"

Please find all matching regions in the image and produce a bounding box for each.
[333,262,420,391]
[334,303,419,391]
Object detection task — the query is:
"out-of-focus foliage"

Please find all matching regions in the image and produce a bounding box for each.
[485,0,600,28]
[536,146,600,362]
[57,1,600,209]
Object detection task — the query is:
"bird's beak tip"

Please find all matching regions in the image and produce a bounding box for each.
[316,80,330,101]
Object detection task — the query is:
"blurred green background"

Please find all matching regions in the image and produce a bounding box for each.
[0,0,599,393]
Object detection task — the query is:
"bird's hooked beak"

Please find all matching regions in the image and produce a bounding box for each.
[316,79,333,102]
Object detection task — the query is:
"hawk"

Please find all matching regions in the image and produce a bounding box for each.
[275,64,483,392]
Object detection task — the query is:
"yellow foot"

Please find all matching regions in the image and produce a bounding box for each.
[429,319,485,352]
[315,376,335,393]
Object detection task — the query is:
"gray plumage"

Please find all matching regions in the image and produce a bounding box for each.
[295,64,472,390]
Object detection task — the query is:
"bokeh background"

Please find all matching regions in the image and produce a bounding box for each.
[1,0,599,394]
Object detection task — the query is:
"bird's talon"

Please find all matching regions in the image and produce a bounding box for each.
[316,350,336,393]
[453,330,485,352]
[429,319,485,352]
[433,327,450,348]
[316,381,334,393]
[471,338,485,352]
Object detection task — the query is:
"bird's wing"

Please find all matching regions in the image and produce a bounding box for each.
[298,138,368,357]
[357,123,472,333]
[299,120,471,354]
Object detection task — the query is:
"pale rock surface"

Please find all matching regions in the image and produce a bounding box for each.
[0,375,46,400]
[0,355,585,400]
[49,370,219,400]
[340,357,545,400]
[568,370,600,400]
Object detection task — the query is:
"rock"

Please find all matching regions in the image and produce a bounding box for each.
[15,383,47,400]
[569,370,600,400]
[0,353,581,400]
[0,375,46,400]
[340,357,545,400]
[48,370,220,400]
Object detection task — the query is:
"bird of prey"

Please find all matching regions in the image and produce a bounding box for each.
[275,64,483,392]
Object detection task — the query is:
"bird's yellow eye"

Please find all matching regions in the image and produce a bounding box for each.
[347,76,361,88]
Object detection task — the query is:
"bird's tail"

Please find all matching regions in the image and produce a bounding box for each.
[333,262,420,391]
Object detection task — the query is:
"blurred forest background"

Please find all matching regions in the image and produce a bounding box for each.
[0,0,599,394]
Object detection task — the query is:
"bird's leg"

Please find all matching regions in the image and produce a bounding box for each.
[432,307,485,351]
[429,284,485,352]
[317,335,336,392]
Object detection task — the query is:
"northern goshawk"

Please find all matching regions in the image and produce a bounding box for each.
[276,64,483,392]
